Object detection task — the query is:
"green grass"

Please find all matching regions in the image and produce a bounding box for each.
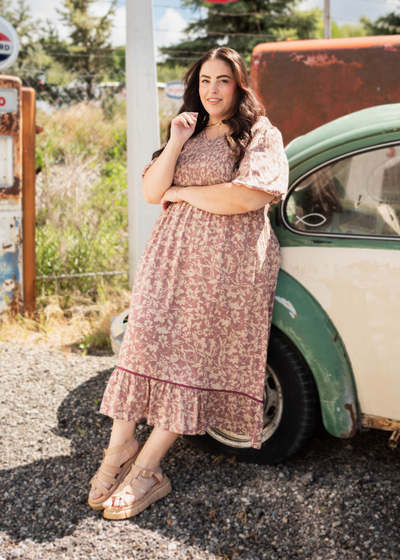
[35,98,129,297]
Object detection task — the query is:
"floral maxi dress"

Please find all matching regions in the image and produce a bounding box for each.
[100,116,289,449]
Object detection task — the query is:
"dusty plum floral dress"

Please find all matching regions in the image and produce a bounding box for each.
[100,115,289,449]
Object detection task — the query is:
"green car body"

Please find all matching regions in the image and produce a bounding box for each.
[272,103,400,440]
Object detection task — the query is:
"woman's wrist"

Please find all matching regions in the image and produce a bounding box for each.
[167,137,186,154]
[175,187,183,202]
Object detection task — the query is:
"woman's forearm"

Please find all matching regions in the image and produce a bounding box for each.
[177,183,274,215]
[142,139,185,204]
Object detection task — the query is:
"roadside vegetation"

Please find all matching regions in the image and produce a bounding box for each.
[1,0,394,351]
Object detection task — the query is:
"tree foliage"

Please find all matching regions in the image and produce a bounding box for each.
[4,0,119,97]
[362,2,400,36]
[159,0,321,69]
[54,0,118,97]
[0,0,36,45]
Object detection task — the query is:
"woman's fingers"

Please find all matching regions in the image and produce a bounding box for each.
[175,112,198,128]
[181,115,194,127]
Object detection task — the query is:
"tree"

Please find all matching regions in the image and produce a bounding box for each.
[362,2,400,36]
[1,0,67,91]
[159,0,321,69]
[0,0,36,45]
[331,21,367,38]
[54,0,117,98]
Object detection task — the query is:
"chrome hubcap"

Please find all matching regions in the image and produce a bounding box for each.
[205,364,283,449]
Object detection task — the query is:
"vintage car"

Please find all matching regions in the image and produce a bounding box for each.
[111,103,400,464]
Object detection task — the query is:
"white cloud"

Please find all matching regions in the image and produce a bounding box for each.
[297,0,322,10]
[296,0,396,23]
[20,0,400,51]
[111,6,126,47]
[155,8,187,49]
[22,0,125,45]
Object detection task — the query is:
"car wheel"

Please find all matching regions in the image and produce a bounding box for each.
[185,326,320,465]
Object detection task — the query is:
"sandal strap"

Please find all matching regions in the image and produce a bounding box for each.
[113,484,148,501]
[96,471,120,485]
[99,463,122,475]
[117,477,151,497]
[136,463,163,484]
[90,460,122,485]
[112,462,163,500]
[104,435,137,457]
[90,440,142,493]
[91,478,112,496]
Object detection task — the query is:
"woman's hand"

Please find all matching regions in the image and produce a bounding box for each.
[160,186,183,212]
[170,112,198,144]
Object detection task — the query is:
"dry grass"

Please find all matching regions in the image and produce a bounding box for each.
[36,98,126,152]
[34,97,129,293]
[0,286,131,354]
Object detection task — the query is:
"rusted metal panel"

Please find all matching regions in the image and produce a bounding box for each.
[0,75,23,315]
[362,415,400,449]
[361,414,400,432]
[251,35,400,147]
[22,87,36,314]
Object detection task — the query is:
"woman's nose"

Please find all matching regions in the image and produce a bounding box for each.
[208,81,219,93]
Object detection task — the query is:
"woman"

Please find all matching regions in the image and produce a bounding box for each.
[88,47,289,520]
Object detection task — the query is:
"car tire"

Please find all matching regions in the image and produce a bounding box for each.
[185,326,321,465]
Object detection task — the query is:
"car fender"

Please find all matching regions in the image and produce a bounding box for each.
[272,270,360,438]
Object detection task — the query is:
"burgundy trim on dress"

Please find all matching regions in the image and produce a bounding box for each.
[115,366,264,404]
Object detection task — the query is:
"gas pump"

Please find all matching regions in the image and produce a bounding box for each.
[0,16,36,315]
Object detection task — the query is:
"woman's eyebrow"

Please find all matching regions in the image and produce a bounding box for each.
[200,74,232,79]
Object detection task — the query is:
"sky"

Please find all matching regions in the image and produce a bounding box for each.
[25,0,399,54]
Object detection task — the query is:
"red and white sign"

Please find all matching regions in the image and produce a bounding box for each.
[0,89,18,112]
[0,17,19,72]
[165,81,185,99]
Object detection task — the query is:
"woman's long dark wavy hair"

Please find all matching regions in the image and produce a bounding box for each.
[152,47,265,172]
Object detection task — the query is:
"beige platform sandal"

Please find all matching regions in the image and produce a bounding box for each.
[103,461,172,520]
[88,435,142,511]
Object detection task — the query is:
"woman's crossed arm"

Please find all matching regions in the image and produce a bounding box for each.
[161,183,274,215]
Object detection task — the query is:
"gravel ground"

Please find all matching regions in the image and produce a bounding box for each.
[0,341,399,560]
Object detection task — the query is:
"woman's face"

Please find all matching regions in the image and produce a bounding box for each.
[199,58,237,121]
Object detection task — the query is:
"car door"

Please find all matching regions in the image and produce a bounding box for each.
[280,142,400,423]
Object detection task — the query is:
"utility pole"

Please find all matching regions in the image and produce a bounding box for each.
[324,0,331,39]
[125,0,160,288]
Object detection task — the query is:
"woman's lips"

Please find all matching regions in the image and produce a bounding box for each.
[207,99,221,105]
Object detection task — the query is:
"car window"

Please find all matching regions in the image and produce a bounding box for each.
[284,144,400,237]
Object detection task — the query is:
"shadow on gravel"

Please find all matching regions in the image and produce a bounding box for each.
[0,367,117,542]
[1,368,400,558]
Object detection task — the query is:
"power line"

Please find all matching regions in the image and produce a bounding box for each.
[91,0,400,8]
[155,28,289,38]
[153,3,196,9]
[349,0,399,6]
[154,0,400,7]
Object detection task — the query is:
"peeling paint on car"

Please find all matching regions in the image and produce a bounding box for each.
[343,403,358,437]
[274,296,297,318]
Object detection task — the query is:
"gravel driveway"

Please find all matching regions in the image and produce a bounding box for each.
[0,341,399,560]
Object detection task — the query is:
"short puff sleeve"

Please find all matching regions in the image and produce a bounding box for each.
[142,141,167,179]
[232,117,289,205]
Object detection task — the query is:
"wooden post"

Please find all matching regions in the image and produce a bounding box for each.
[324,0,331,39]
[125,0,160,288]
[22,87,36,314]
